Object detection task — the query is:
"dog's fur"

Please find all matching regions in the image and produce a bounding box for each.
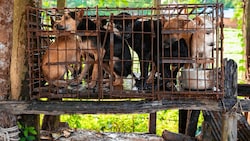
[125,18,164,89]
[76,11,133,88]
[191,16,214,68]
[41,12,83,87]
[163,15,214,69]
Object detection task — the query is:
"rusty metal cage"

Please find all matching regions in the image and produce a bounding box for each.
[26,4,224,100]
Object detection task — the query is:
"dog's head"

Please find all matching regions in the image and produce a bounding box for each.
[192,16,214,48]
[113,12,133,39]
[52,10,84,31]
[162,16,191,46]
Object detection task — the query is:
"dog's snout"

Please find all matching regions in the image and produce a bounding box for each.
[56,24,65,30]
[208,42,215,46]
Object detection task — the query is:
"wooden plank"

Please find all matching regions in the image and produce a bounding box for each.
[162,129,196,141]
[237,84,250,97]
[0,98,249,115]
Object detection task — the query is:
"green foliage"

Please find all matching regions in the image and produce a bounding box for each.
[18,122,37,141]
[163,0,234,9]
[61,114,149,133]
[61,110,204,135]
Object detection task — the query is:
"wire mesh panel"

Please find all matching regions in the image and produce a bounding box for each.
[26,4,224,100]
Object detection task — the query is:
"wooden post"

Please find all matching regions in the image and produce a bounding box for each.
[185,110,200,137]
[179,110,187,134]
[221,59,238,141]
[149,113,156,134]
[149,0,161,135]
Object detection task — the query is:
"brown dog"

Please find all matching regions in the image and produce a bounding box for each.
[42,11,84,87]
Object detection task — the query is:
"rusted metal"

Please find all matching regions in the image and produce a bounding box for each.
[26,4,224,101]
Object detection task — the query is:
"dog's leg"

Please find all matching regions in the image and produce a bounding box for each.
[52,80,68,88]
[102,63,112,87]
[71,52,95,87]
[146,62,156,84]
[113,72,123,86]
[87,48,105,88]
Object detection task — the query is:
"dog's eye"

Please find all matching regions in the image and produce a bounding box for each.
[206,31,211,35]
[64,16,69,20]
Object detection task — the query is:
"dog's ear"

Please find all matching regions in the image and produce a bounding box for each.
[76,9,84,20]
[160,15,166,25]
[49,9,57,29]
[193,16,205,26]
[50,16,55,28]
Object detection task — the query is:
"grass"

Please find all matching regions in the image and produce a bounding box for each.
[58,28,243,136]
[223,28,245,82]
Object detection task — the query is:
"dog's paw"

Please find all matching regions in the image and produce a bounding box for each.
[86,81,96,89]
[69,80,81,86]
[112,78,123,86]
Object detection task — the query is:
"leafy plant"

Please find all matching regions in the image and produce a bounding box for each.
[18,122,37,141]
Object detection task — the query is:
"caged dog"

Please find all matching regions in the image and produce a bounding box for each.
[163,15,215,69]
[116,14,187,90]
[121,14,191,90]
[76,10,133,88]
[41,11,84,88]
[121,16,165,90]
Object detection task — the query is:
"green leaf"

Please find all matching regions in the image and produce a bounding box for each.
[24,129,29,137]
[20,137,26,141]
[239,59,245,64]
[239,66,246,71]
[29,129,37,135]
[27,135,36,141]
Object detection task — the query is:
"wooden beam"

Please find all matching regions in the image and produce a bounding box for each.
[0,98,249,115]
[237,84,250,96]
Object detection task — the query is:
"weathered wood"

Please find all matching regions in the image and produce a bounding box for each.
[237,84,250,96]
[162,129,196,141]
[42,114,60,131]
[185,110,200,137]
[201,121,212,141]
[221,59,238,141]
[179,110,187,134]
[224,59,238,98]
[55,130,164,141]
[0,98,248,115]
[221,112,238,141]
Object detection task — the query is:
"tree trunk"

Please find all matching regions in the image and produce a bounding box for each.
[11,0,34,101]
[0,1,22,141]
[12,1,40,140]
[0,0,13,100]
